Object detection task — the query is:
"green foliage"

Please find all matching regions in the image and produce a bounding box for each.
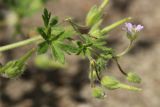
[0,0,143,99]
[37,8,77,63]
[37,41,49,54]
[35,2,142,98]
[51,42,65,64]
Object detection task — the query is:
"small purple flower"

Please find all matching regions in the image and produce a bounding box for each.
[135,25,144,32]
[124,23,144,34]
[123,23,144,40]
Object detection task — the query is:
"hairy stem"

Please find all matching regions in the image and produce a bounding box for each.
[0,36,43,52]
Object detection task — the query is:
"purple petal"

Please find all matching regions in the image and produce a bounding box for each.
[125,23,133,32]
[135,25,144,32]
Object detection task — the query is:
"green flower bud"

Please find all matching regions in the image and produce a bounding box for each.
[92,87,105,99]
[34,54,65,69]
[86,6,101,27]
[34,54,51,69]
[89,70,97,80]
[127,72,141,83]
[0,49,34,78]
[1,61,26,78]
[101,76,120,90]
[86,0,109,27]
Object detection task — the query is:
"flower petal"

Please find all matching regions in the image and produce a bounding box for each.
[135,25,144,32]
[125,23,133,32]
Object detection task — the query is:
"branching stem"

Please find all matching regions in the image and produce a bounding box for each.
[0,36,43,52]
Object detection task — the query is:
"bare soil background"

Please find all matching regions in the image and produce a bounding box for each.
[0,0,160,107]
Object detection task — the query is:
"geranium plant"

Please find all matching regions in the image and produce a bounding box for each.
[0,0,144,99]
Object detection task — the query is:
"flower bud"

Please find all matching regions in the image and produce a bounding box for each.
[0,61,25,78]
[34,54,65,69]
[127,72,141,83]
[101,76,120,90]
[0,49,34,78]
[89,70,98,80]
[86,6,101,27]
[86,0,109,27]
[92,87,105,99]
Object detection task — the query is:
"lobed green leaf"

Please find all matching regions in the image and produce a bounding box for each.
[51,43,65,64]
[37,42,49,54]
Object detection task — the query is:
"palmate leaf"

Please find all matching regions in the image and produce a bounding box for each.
[51,26,64,35]
[47,27,52,37]
[57,42,78,54]
[42,8,51,27]
[37,42,49,54]
[37,27,48,40]
[51,43,65,64]
[50,16,58,27]
[50,31,65,41]
[59,27,76,40]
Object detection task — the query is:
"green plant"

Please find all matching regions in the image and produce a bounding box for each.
[0,0,144,99]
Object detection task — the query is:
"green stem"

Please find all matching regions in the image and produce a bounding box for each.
[116,41,133,58]
[0,36,43,52]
